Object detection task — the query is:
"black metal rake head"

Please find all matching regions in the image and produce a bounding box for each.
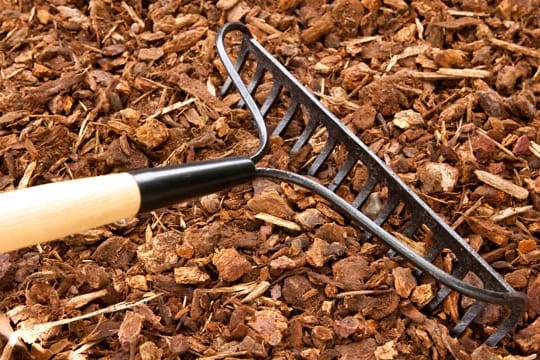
[216,22,528,346]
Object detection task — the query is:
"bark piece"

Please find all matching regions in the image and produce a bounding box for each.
[474,170,529,200]
[282,275,315,308]
[418,162,459,194]
[305,238,331,267]
[515,317,540,353]
[135,118,169,149]
[212,248,252,282]
[465,216,511,246]
[138,48,164,61]
[295,208,327,230]
[333,316,360,338]
[118,311,144,350]
[248,189,295,218]
[169,334,189,355]
[333,256,373,290]
[174,266,210,284]
[513,135,531,156]
[163,27,206,53]
[139,341,163,360]
[93,236,137,269]
[336,338,377,360]
[248,309,288,346]
[471,134,496,163]
[504,268,529,288]
[174,73,230,117]
[137,231,180,273]
[410,284,434,307]
[393,110,424,130]
[301,12,334,45]
[392,267,417,298]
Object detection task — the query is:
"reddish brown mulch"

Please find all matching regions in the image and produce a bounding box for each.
[1,0,540,359]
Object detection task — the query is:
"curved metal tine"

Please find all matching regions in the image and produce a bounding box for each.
[425,266,469,311]
[290,116,318,155]
[386,215,422,257]
[451,300,486,336]
[352,175,378,208]
[412,240,445,276]
[308,136,337,176]
[272,99,298,137]
[403,217,421,237]
[221,38,250,96]
[237,64,265,108]
[362,196,400,241]
[328,156,356,192]
[485,305,525,346]
[260,82,283,117]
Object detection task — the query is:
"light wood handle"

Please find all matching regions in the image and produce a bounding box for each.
[0,173,141,252]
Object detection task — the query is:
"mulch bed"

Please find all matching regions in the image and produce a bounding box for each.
[1,0,539,359]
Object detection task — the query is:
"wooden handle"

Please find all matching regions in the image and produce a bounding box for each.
[0,173,141,252]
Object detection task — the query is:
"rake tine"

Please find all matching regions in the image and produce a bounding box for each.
[362,196,399,241]
[260,82,282,117]
[221,38,250,96]
[328,157,356,192]
[237,64,265,108]
[352,175,377,209]
[290,117,318,155]
[308,136,337,176]
[425,266,469,312]
[272,100,298,137]
[451,301,486,336]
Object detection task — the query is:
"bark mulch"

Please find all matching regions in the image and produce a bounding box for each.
[0,0,539,359]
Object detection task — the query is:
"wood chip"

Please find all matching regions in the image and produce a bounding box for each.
[437,68,492,78]
[490,205,533,222]
[489,37,540,59]
[474,170,529,200]
[254,212,301,231]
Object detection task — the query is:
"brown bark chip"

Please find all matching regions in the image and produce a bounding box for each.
[174,266,210,284]
[392,267,417,298]
[418,162,459,194]
[137,231,180,273]
[515,317,540,353]
[282,275,315,308]
[248,309,288,346]
[332,256,373,290]
[247,189,295,218]
[336,338,377,360]
[301,12,334,44]
[118,311,145,350]
[212,248,252,282]
[135,119,169,149]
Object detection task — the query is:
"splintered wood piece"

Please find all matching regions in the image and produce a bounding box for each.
[489,37,540,59]
[474,170,529,200]
[254,212,302,231]
[490,205,533,222]
[436,68,492,78]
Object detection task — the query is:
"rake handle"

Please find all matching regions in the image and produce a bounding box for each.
[0,157,255,253]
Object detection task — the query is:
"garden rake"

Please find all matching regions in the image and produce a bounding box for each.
[0,22,527,346]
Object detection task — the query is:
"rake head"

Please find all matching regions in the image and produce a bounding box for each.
[216,22,528,346]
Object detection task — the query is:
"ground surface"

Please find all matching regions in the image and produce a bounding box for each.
[0,0,540,359]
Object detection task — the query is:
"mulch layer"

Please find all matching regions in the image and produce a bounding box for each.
[1,0,540,359]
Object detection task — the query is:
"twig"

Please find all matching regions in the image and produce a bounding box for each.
[7,293,161,345]
[489,37,540,59]
[199,351,249,360]
[334,289,394,298]
[491,205,533,222]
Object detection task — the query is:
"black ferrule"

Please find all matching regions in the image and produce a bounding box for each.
[130,157,256,213]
